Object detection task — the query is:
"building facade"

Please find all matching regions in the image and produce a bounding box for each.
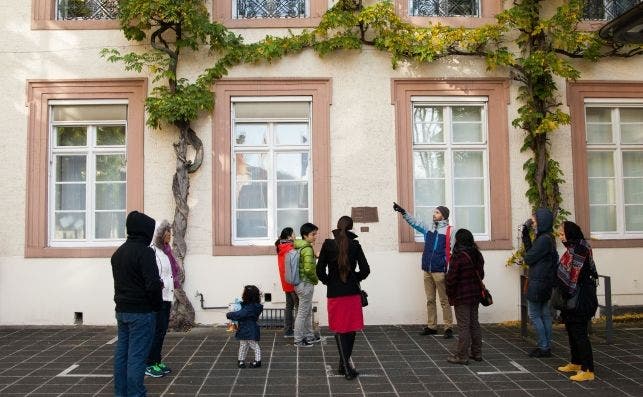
[1,0,642,325]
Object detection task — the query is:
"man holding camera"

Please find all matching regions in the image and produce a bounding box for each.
[394,202,454,339]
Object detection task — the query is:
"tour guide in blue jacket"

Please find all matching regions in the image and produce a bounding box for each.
[394,203,455,338]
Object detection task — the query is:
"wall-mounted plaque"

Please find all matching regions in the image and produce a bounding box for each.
[351,207,379,223]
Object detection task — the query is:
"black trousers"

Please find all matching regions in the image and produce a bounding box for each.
[565,319,594,371]
[147,301,171,365]
[284,291,299,334]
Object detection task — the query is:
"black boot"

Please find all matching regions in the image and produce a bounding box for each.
[335,334,355,380]
[344,332,359,376]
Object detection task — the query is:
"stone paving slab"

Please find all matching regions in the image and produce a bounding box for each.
[0,323,641,396]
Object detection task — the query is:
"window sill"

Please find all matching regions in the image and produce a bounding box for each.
[214,245,276,256]
[399,239,513,252]
[25,246,117,258]
[32,19,120,30]
[218,17,322,29]
[588,238,643,248]
[402,15,497,28]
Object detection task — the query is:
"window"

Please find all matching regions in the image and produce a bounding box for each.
[232,99,312,244]
[585,102,643,238]
[409,0,479,17]
[214,0,326,28]
[26,79,146,257]
[393,79,511,251]
[213,79,331,256]
[32,0,120,29]
[567,81,643,248]
[583,0,640,21]
[396,0,501,27]
[411,98,489,239]
[49,102,127,246]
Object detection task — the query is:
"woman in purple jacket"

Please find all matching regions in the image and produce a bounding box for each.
[445,229,485,365]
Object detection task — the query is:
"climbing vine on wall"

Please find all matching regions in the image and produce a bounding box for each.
[103,0,642,327]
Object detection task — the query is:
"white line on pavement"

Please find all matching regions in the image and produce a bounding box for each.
[56,364,112,378]
[477,361,529,375]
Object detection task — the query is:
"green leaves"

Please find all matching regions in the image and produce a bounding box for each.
[146,81,213,129]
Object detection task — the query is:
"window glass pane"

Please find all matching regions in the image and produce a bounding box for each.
[454,206,485,234]
[410,0,479,16]
[234,123,268,146]
[97,126,126,146]
[589,179,616,205]
[414,207,434,226]
[56,155,86,182]
[454,180,484,205]
[454,151,483,177]
[95,211,126,239]
[236,153,268,180]
[234,1,308,19]
[276,153,309,180]
[625,179,643,205]
[277,181,308,208]
[453,106,482,122]
[234,102,310,119]
[96,183,126,210]
[590,205,617,232]
[621,123,643,144]
[52,105,127,121]
[625,205,643,232]
[414,179,445,206]
[236,182,268,209]
[54,212,85,239]
[275,123,309,145]
[55,183,86,210]
[56,0,119,20]
[236,211,268,238]
[586,107,611,123]
[620,108,643,123]
[586,123,613,144]
[587,152,614,177]
[96,154,126,181]
[452,123,482,143]
[55,126,87,146]
[623,152,643,177]
[413,151,444,178]
[277,210,309,237]
[414,106,444,144]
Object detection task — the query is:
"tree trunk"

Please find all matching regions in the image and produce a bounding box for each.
[168,122,203,331]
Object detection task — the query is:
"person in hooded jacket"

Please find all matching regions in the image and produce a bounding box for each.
[275,227,298,338]
[111,211,163,397]
[555,221,599,382]
[316,216,370,380]
[522,208,558,358]
[445,229,485,365]
[227,285,264,368]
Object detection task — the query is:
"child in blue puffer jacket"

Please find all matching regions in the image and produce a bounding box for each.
[226,285,264,368]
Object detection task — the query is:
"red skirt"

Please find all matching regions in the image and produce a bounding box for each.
[327,295,364,333]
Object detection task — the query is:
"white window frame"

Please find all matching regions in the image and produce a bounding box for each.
[408,0,481,17]
[48,99,128,247]
[411,96,490,241]
[232,0,310,19]
[231,96,313,245]
[585,100,643,239]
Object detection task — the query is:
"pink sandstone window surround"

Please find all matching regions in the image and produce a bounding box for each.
[32,0,120,29]
[392,78,512,251]
[25,79,147,258]
[213,78,332,256]
[213,0,327,28]
[395,0,502,28]
[567,80,643,248]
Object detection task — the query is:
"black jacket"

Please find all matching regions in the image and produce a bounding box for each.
[523,208,558,302]
[227,303,263,341]
[316,230,370,298]
[111,211,163,313]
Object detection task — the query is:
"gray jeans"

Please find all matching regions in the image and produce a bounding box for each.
[294,282,314,343]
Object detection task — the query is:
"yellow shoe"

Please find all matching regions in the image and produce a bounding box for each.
[570,370,595,382]
[557,363,582,372]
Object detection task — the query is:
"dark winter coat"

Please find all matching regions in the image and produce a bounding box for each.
[227,302,263,341]
[111,211,163,313]
[316,230,370,298]
[523,208,558,303]
[446,248,485,306]
[559,246,599,323]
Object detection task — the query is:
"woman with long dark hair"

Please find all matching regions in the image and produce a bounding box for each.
[316,216,370,380]
[445,228,485,364]
[556,221,598,382]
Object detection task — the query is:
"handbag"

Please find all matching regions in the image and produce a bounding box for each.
[360,289,369,307]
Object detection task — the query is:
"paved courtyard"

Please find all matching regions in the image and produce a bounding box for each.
[0,322,642,396]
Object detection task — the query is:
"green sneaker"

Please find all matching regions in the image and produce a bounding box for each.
[145,364,164,378]
[157,362,171,374]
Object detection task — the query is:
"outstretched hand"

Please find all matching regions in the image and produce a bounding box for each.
[393,202,406,215]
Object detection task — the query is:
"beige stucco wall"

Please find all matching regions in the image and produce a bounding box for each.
[1,1,642,325]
